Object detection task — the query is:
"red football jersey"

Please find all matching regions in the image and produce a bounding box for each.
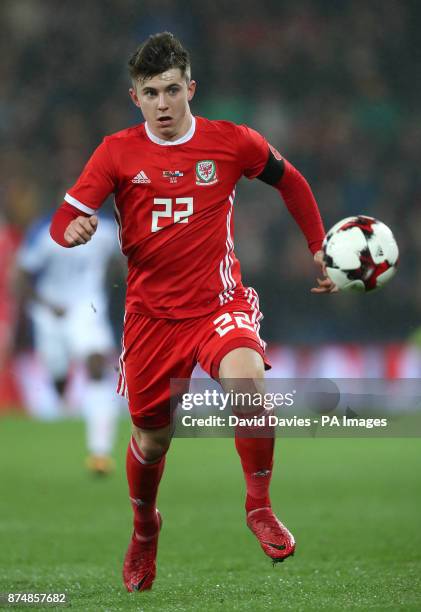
[65,116,271,318]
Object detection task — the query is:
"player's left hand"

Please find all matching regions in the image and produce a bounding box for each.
[311,250,338,294]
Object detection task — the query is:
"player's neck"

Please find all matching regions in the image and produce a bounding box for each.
[169,113,193,142]
[146,113,194,145]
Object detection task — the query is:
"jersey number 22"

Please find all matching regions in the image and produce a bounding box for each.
[151,197,193,232]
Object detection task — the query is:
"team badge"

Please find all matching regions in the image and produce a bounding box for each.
[195,160,218,185]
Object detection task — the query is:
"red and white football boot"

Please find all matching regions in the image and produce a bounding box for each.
[123,510,162,592]
[247,507,295,563]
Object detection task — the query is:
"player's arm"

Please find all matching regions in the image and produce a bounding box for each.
[256,148,337,294]
[50,139,116,248]
[50,203,98,247]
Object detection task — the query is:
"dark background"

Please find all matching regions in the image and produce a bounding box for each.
[1,0,419,343]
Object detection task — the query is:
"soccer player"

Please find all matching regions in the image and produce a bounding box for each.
[17,213,121,474]
[50,32,335,591]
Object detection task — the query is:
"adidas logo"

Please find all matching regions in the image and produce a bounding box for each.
[132,170,151,184]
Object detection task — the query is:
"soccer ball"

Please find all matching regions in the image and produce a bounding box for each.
[322,215,399,292]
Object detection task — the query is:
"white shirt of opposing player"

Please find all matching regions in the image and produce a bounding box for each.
[18,216,119,315]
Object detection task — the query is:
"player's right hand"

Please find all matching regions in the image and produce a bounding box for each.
[64,215,98,246]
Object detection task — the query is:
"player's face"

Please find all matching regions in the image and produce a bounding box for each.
[129,68,196,141]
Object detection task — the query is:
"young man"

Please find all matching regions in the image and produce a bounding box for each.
[50,32,335,592]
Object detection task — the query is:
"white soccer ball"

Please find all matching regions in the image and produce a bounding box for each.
[322,215,399,292]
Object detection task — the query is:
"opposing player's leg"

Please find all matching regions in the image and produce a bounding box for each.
[70,304,119,474]
[119,312,195,591]
[82,353,119,475]
[31,310,71,419]
[219,348,295,563]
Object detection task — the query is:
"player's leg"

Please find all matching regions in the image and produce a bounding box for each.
[120,313,194,591]
[31,310,70,419]
[219,347,274,513]
[221,346,296,562]
[123,423,171,591]
[197,293,295,563]
[35,314,69,401]
[197,301,274,514]
[82,352,120,475]
[69,304,119,474]
[52,376,67,397]
[128,423,171,536]
[219,347,295,563]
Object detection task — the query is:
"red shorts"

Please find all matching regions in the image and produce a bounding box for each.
[117,288,271,429]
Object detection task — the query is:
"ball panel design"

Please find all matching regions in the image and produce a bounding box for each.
[325,268,365,291]
[376,266,397,287]
[368,222,399,265]
[340,215,376,236]
[325,227,367,270]
[322,215,398,293]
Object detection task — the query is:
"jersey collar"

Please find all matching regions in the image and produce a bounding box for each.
[145,116,196,146]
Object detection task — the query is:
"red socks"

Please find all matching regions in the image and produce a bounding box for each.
[126,436,166,537]
[127,429,273,529]
[235,434,274,513]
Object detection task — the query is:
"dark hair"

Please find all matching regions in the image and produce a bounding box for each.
[128,32,191,82]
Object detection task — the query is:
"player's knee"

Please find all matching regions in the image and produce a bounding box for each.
[219,347,265,380]
[219,348,266,415]
[138,439,169,462]
[86,353,106,379]
[132,426,170,462]
[226,382,265,416]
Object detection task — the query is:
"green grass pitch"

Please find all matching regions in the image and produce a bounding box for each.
[0,416,420,611]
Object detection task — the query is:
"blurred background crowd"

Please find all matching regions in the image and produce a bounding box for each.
[1,0,420,390]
